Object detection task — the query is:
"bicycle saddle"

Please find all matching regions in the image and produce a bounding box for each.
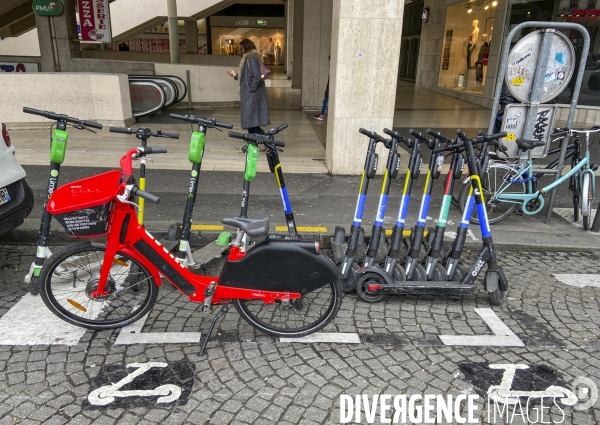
[516,138,545,151]
[222,215,270,237]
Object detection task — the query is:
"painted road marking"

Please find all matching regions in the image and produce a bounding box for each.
[385,229,430,237]
[554,207,598,230]
[439,308,524,347]
[191,224,224,231]
[115,312,201,345]
[88,362,182,406]
[275,226,328,232]
[553,274,600,289]
[444,228,478,241]
[280,332,361,344]
[0,294,86,345]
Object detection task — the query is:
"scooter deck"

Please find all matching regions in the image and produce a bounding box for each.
[189,241,230,268]
[371,281,478,296]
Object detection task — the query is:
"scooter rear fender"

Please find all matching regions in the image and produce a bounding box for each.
[354,265,395,285]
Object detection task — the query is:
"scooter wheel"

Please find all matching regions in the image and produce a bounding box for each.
[486,271,506,306]
[448,264,468,282]
[356,272,387,303]
[429,264,448,281]
[338,261,359,293]
[407,263,427,281]
[30,275,41,296]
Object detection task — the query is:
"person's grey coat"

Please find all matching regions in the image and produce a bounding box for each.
[236,50,270,129]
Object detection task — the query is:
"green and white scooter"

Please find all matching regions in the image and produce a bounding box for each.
[22,107,103,295]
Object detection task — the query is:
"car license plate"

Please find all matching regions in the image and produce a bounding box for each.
[0,187,11,205]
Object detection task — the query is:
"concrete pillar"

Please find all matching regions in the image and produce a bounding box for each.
[167,0,180,63]
[286,0,293,79]
[326,0,404,175]
[35,0,81,72]
[301,0,333,110]
[185,19,198,54]
[291,0,304,88]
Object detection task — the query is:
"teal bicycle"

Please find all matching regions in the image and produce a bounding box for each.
[460,126,599,229]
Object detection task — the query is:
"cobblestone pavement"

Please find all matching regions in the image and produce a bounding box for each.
[0,245,599,424]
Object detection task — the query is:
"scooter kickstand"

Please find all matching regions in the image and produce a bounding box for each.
[199,304,230,357]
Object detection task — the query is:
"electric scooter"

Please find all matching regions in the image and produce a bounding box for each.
[22,107,103,295]
[335,128,388,292]
[421,128,468,281]
[355,129,509,305]
[376,128,427,283]
[360,133,402,272]
[441,130,507,282]
[401,129,447,281]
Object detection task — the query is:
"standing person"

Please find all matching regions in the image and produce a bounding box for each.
[313,55,330,121]
[268,37,275,64]
[226,39,270,137]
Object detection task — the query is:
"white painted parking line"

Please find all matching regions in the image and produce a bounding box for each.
[0,294,86,345]
[553,274,600,289]
[439,308,524,347]
[114,312,202,345]
[280,332,361,344]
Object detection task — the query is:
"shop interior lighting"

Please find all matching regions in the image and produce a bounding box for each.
[492,1,497,6]
[485,5,489,9]
[468,7,472,12]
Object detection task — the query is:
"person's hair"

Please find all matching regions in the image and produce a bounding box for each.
[239,39,256,55]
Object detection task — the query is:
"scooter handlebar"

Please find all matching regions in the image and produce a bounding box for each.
[456,129,469,141]
[155,130,179,139]
[359,128,376,138]
[24,107,103,129]
[110,127,132,134]
[228,131,246,140]
[146,147,168,154]
[383,128,401,139]
[270,123,288,134]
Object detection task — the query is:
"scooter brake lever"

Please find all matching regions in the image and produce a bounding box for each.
[73,124,97,134]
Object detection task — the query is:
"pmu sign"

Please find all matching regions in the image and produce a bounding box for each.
[78,0,112,42]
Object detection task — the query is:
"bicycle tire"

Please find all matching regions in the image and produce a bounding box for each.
[40,241,158,330]
[582,173,592,230]
[458,163,526,225]
[233,278,342,337]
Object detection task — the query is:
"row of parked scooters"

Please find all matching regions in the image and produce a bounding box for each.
[21,107,509,309]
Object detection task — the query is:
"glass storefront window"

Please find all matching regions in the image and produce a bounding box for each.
[438,0,498,94]
[211,27,285,65]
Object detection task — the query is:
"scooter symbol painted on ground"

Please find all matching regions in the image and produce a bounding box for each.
[487,364,578,406]
[88,362,182,406]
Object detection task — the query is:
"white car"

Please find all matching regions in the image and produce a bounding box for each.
[0,123,34,236]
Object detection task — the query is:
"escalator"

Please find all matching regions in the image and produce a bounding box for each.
[128,75,187,118]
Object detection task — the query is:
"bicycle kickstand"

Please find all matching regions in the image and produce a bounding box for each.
[199,304,230,356]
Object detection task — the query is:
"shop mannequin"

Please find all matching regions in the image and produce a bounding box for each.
[467,19,479,69]
[477,34,490,66]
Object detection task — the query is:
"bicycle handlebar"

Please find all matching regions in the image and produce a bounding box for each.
[23,107,103,129]
[132,186,160,204]
[110,126,132,134]
[228,131,285,147]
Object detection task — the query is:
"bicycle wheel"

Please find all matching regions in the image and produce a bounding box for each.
[234,279,342,337]
[40,241,158,330]
[582,173,592,230]
[458,163,526,225]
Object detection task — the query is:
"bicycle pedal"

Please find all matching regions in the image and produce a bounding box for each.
[203,281,218,313]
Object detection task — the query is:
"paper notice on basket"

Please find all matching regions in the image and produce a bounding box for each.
[55,204,112,236]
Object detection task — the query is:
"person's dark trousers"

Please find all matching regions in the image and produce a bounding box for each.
[248,126,265,135]
[320,97,329,116]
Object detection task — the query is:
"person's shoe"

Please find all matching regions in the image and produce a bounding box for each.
[313,114,324,121]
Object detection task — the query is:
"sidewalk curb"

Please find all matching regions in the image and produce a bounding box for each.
[2,218,600,252]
